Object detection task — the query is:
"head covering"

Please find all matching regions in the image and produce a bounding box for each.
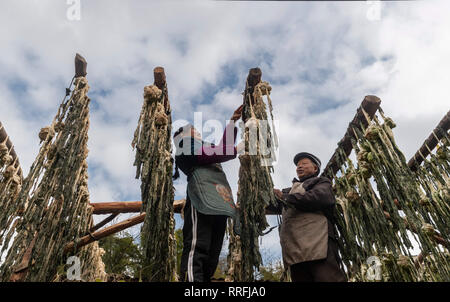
[293,152,321,173]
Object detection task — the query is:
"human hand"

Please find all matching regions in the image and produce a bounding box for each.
[230,105,244,122]
[273,188,283,200]
[236,141,245,154]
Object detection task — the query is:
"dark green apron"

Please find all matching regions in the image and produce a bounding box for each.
[185,138,241,235]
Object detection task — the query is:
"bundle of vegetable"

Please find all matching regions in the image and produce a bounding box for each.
[0,122,23,237]
[328,107,449,281]
[227,68,278,281]
[0,56,106,281]
[132,67,176,281]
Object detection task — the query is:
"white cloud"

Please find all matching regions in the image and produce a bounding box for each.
[1,0,449,266]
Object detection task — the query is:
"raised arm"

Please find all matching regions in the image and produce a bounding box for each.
[197,121,238,165]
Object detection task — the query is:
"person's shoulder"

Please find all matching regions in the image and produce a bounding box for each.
[304,176,331,187]
[317,176,332,183]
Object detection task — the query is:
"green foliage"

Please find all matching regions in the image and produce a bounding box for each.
[256,249,285,281]
[175,228,183,274]
[99,232,143,278]
[257,261,284,281]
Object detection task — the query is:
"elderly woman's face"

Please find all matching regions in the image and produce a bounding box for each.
[296,158,318,179]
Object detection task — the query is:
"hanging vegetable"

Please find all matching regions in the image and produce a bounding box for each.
[0,55,106,281]
[327,104,449,282]
[0,122,23,238]
[227,68,278,281]
[132,67,177,282]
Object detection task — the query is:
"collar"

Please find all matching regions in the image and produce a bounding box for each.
[293,174,316,183]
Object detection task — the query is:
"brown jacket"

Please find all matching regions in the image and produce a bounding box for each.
[279,176,336,266]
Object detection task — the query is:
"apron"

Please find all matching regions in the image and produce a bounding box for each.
[280,181,328,266]
[185,138,241,235]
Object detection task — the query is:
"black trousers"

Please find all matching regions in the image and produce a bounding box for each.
[290,238,347,282]
[180,198,227,282]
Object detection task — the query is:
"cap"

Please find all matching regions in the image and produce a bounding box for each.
[293,152,321,171]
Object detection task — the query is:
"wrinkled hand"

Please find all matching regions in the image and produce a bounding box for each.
[273,188,283,200]
[236,141,245,154]
[230,105,244,122]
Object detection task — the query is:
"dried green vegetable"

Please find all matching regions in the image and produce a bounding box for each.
[132,83,177,281]
[0,76,106,282]
[227,79,278,282]
[325,108,449,281]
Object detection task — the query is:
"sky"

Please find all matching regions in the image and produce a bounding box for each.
[1,0,449,265]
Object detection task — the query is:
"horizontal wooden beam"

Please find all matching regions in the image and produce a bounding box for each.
[91,201,142,215]
[91,199,186,215]
[90,199,280,215]
[64,213,145,255]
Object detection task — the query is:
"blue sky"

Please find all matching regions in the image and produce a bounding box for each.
[1,0,450,264]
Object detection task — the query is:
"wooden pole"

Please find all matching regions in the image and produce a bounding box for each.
[407,110,450,171]
[153,66,171,112]
[64,213,146,255]
[90,199,280,215]
[247,67,262,88]
[75,53,87,77]
[153,66,166,90]
[91,201,143,215]
[243,67,262,111]
[89,213,118,233]
[321,95,381,178]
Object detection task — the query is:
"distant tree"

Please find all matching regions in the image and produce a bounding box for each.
[99,231,143,278]
[212,252,228,280]
[256,248,286,281]
[257,260,285,281]
[175,228,183,274]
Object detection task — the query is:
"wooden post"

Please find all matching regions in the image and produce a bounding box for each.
[153,66,170,111]
[153,66,166,90]
[247,67,262,88]
[244,67,262,110]
[75,53,87,77]
[407,110,450,171]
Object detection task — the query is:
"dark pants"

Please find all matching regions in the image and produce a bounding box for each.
[290,238,347,282]
[180,198,227,282]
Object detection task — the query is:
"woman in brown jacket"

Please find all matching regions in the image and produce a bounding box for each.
[273,152,347,282]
